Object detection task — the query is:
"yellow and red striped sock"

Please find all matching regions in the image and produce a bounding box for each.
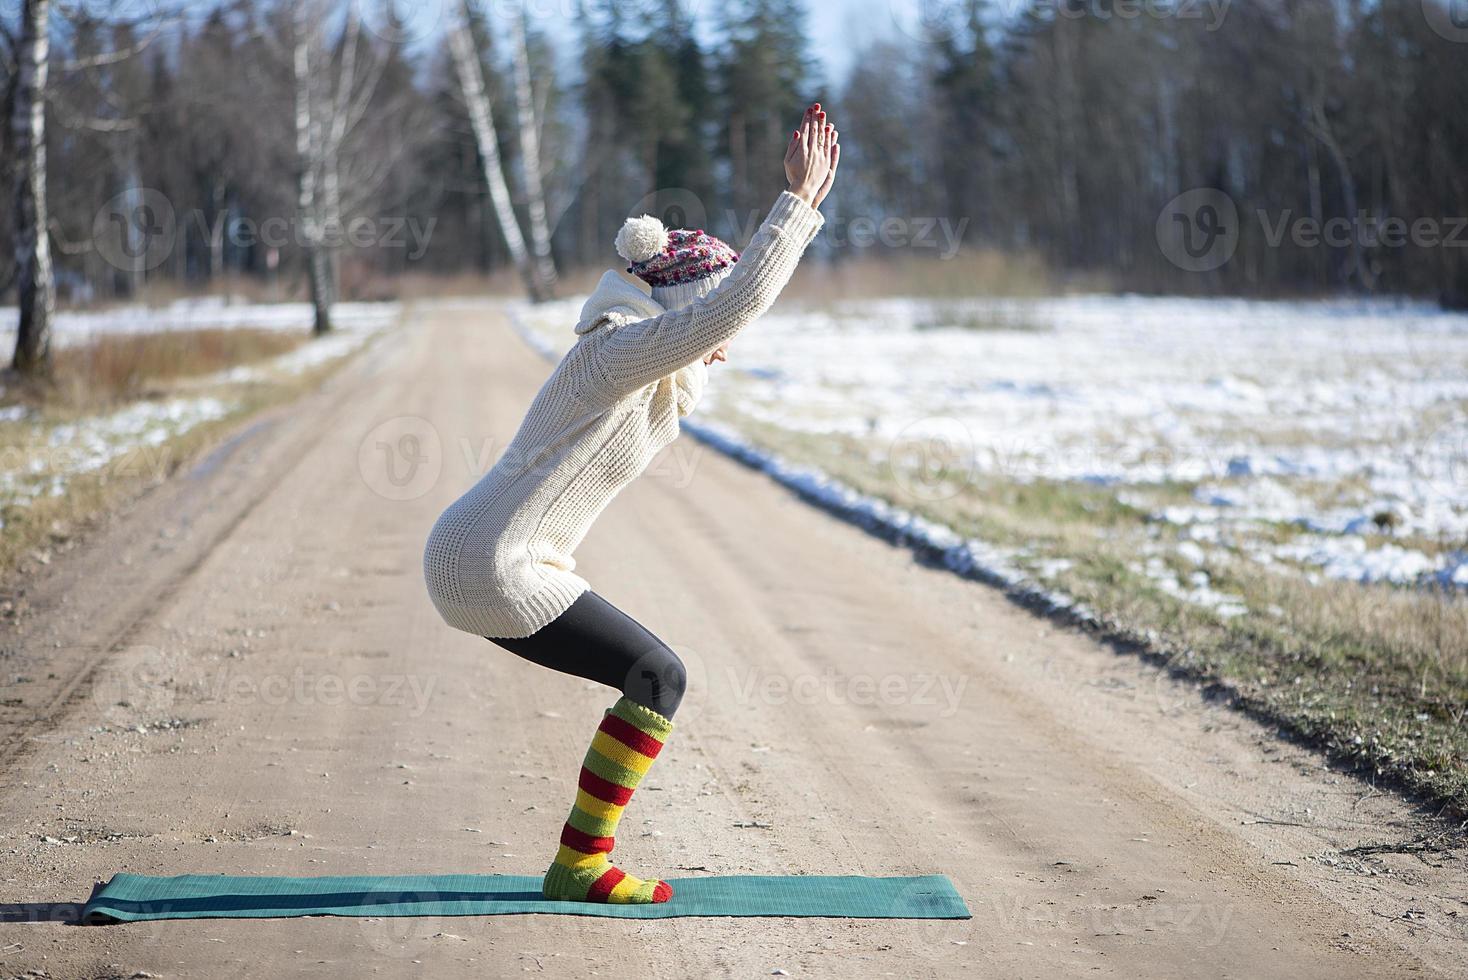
[541,696,674,904]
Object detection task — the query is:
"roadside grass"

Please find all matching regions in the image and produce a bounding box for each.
[0,398,250,589]
[782,248,1086,304]
[716,406,1468,817]
[46,328,304,410]
[0,325,374,599]
[913,305,1053,334]
[56,274,292,312]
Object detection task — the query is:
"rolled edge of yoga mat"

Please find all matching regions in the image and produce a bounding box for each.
[80,877,115,925]
[81,872,972,922]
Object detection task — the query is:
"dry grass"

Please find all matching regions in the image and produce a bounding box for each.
[0,324,367,599]
[23,329,305,413]
[329,266,606,303]
[386,251,1075,306]
[70,275,298,312]
[781,248,1093,304]
[78,249,1071,312]
[57,245,1079,314]
[2,329,304,417]
[0,408,248,586]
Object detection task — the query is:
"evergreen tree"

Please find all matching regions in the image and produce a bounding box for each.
[717,0,816,228]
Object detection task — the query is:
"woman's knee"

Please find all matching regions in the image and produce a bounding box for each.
[623,645,686,717]
[659,648,688,699]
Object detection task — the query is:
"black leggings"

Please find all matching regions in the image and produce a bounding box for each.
[486,590,687,718]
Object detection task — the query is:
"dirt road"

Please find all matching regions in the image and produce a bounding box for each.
[1,303,1464,979]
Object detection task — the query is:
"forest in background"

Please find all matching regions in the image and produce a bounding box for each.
[2,0,1468,352]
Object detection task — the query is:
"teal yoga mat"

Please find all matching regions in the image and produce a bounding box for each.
[81,872,969,922]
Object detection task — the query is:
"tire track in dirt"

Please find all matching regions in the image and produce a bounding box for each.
[0,328,405,779]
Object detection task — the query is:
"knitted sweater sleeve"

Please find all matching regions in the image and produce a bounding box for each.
[672,357,707,417]
[589,191,825,394]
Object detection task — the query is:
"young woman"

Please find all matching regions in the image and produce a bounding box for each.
[423,104,840,905]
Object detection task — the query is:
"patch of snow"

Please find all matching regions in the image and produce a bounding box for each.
[1430,554,1468,589]
[211,309,392,383]
[506,292,1468,593]
[1272,535,1445,586]
[1,396,234,507]
[1,301,399,511]
[1032,557,1074,579]
[1135,557,1249,618]
[0,300,399,350]
[1175,541,1208,566]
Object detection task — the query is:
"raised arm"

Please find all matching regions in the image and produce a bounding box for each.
[587,105,841,395]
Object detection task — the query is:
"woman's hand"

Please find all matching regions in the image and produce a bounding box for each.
[702,342,729,366]
[784,103,840,210]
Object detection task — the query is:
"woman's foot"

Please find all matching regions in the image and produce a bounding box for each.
[541,696,676,905]
[542,857,672,904]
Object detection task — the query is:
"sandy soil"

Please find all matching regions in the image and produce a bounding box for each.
[0,303,1464,979]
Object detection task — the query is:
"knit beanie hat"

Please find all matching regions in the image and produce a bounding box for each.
[615,214,740,292]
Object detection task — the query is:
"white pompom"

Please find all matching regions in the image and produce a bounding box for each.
[615,214,670,263]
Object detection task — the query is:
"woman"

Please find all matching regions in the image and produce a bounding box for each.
[423,104,840,905]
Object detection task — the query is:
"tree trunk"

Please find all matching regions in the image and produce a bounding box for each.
[318,6,360,314]
[729,110,748,220]
[510,7,557,299]
[209,182,227,281]
[1308,91,1374,292]
[10,0,56,376]
[1051,18,1081,266]
[449,2,538,300]
[321,143,342,310]
[292,8,332,334]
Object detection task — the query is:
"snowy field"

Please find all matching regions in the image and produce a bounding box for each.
[511,294,1468,608]
[0,297,399,350]
[0,300,399,523]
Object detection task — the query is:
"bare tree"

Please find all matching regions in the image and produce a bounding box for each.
[1305,84,1374,291]
[285,3,419,331]
[319,6,397,308]
[509,6,556,297]
[9,0,55,376]
[449,0,541,301]
[292,1,336,334]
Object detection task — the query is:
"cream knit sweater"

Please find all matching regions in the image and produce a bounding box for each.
[424,191,825,638]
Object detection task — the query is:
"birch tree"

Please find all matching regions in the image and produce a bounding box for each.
[509,7,556,296]
[449,0,542,301]
[292,1,336,334]
[9,0,55,376]
[289,3,415,332]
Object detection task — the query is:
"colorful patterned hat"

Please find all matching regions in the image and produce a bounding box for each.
[615,214,739,288]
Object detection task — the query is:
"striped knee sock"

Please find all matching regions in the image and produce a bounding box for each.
[542,696,674,904]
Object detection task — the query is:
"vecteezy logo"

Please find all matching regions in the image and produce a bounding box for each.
[625,188,708,237]
[1422,0,1468,41]
[93,188,176,273]
[625,642,708,724]
[890,0,964,43]
[90,645,179,720]
[64,0,160,18]
[1418,419,1468,506]
[356,0,447,45]
[1156,188,1240,273]
[355,887,447,958]
[357,416,442,501]
[888,416,978,502]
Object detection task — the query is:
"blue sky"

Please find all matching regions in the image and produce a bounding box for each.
[364,0,924,87]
